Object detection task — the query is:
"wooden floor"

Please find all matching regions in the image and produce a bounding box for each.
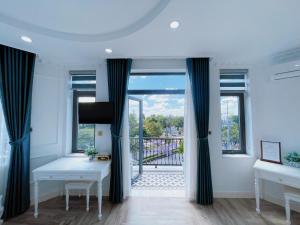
[4,196,300,225]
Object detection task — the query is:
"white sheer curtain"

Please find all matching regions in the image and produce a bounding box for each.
[184,73,198,201]
[0,101,10,217]
[122,96,131,199]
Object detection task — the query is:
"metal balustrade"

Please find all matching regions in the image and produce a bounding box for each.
[130,137,184,166]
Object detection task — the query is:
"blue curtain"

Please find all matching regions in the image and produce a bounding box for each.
[107,58,132,203]
[186,58,213,205]
[0,45,36,219]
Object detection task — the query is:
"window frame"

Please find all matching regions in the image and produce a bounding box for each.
[72,90,96,153]
[221,92,246,154]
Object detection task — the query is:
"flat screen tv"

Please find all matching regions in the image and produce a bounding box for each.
[78,102,113,124]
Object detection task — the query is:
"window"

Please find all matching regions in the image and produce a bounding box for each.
[70,70,96,153]
[221,93,246,154]
[72,91,96,153]
[220,69,247,154]
[70,70,96,90]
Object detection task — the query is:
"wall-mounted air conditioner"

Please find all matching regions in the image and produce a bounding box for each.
[271,60,300,81]
[273,69,300,80]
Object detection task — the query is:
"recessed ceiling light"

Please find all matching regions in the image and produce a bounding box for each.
[21,36,32,43]
[169,21,180,29]
[294,64,300,67]
[105,48,112,54]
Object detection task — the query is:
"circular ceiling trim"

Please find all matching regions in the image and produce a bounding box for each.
[0,0,170,42]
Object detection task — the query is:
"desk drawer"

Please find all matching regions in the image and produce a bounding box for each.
[35,174,98,181]
[258,170,300,188]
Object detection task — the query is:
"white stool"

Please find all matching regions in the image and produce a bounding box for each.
[284,186,300,225]
[65,182,94,212]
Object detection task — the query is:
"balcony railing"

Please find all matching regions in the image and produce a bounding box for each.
[130,137,184,166]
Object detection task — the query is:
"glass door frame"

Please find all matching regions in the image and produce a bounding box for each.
[128,96,144,182]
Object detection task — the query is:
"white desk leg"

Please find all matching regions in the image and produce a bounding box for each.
[97,180,102,220]
[285,196,291,225]
[34,180,39,218]
[86,188,90,212]
[255,177,261,214]
[66,187,69,211]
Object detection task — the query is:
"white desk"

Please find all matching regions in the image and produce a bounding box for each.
[32,157,111,220]
[253,160,300,214]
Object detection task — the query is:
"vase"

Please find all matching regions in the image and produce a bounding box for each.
[89,155,95,161]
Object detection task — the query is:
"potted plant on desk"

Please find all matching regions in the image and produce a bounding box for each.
[284,152,300,168]
[85,148,98,161]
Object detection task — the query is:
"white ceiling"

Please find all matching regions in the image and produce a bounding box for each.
[0,0,300,65]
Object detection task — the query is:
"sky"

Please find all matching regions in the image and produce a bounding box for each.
[220,96,239,120]
[78,75,237,119]
[128,75,185,117]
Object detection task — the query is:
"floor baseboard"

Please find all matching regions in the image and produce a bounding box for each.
[214,191,254,198]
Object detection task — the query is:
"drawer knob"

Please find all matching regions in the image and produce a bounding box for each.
[279,178,283,182]
[49,176,53,179]
[80,176,83,179]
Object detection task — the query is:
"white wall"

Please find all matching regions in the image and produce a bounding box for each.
[95,61,111,196]
[250,61,300,207]
[209,61,256,198]
[95,61,111,155]
[206,59,300,203]
[30,60,68,203]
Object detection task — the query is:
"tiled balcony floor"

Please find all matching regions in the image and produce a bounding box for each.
[132,170,184,190]
[130,167,185,197]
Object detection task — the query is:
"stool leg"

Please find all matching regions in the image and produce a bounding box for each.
[285,196,291,225]
[86,188,90,212]
[66,188,69,211]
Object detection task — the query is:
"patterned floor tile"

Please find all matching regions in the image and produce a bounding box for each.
[132,170,184,190]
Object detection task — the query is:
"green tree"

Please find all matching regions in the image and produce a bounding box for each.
[221,126,228,141]
[221,115,240,146]
[171,116,184,129]
[230,115,240,144]
[144,117,163,137]
[129,113,139,137]
[178,141,184,154]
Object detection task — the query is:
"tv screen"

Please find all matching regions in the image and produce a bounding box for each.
[78,102,113,124]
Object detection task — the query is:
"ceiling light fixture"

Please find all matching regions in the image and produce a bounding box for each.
[294,64,300,67]
[105,48,112,54]
[21,36,32,43]
[169,21,180,29]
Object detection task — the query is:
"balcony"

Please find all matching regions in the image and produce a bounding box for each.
[130,137,184,166]
[130,137,184,196]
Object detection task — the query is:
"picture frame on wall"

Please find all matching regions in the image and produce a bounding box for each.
[260,140,282,164]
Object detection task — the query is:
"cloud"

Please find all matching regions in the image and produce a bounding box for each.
[143,104,184,117]
[146,95,170,103]
[164,88,178,90]
[177,98,184,104]
[129,94,185,117]
[135,95,184,117]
